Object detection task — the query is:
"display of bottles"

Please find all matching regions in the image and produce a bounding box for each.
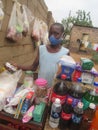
[80,103,96,130]
[59,98,73,130]
[68,78,84,107]
[82,82,98,110]
[23,71,34,88]
[49,98,62,128]
[89,106,98,130]
[51,74,68,104]
[21,91,34,115]
[70,102,84,130]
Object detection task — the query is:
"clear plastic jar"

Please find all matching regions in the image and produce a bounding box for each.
[23,71,33,88]
[35,78,47,102]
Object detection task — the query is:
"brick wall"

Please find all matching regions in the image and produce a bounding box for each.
[70,25,98,49]
[0,0,54,67]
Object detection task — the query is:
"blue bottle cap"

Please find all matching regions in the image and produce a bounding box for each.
[94,82,98,87]
[77,78,82,82]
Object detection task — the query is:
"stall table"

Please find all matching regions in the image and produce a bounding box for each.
[0,105,48,130]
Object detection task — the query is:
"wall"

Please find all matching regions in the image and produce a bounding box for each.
[70,25,98,49]
[0,0,54,68]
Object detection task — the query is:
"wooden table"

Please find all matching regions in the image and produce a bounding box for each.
[0,105,48,130]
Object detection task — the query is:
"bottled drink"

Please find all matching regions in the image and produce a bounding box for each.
[23,71,34,88]
[59,98,73,130]
[70,102,83,130]
[68,78,84,107]
[51,74,68,104]
[89,106,98,130]
[21,91,34,114]
[80,103,96,130]
[49,98,62,128]
[82,82,98,110]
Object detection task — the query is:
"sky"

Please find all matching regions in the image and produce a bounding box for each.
[44,0,98,27]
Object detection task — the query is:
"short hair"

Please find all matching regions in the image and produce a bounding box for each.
[50,23,64,33]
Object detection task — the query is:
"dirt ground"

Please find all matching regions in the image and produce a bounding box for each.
[44,50,98,130]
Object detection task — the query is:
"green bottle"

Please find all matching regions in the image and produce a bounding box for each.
[82,82,98,110]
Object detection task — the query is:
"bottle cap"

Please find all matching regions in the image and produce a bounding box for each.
[89,103,96,110]
[55,98,60,104]
[77,78,82,82]
[61,74,67,80]
[67,98,73,104]
[26,91,34,99]
[77,102,83,108]
[94,82,98,87]
[35,78,47,87]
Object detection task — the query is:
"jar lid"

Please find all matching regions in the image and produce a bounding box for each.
[77,102,83,108]
[89,103,96,109]
[25,71,33,75]
[35,78,47,87]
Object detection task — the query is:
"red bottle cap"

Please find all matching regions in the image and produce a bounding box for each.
[61,74,67,80]
[26,91,34,99]
[67,98,73,104]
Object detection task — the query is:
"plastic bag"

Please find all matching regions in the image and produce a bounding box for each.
[0,0,4,30]
[22,5,34,37]
[31,18,41,42]
[0,69,22,111]
[40,21,48,44]
[6,2,23,42]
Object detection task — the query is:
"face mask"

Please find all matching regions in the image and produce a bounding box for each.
[49,35,63,45]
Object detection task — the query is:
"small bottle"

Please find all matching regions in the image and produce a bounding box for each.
[70,101,84,130]
[59,98,73,130]
[49,98,62,128]
[80,103,96,130]
[23,71,34,88]
[21,91,34,115]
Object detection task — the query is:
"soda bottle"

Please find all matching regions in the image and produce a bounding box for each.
[70,101,83,130]
[59,98,73,130]
[82,82,98,110]
[51,74,68,104]
[89,106,98,130]
[49,98,62,128]
[68,78,84,107]
[80,103,96,130]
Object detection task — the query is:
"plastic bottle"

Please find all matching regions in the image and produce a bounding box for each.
[59,98,73,130]
[89,106,98,130]
[51,74,68,104]
[70,101,84,130]
[49,98,62,128]
[23,71,34,88]
[21,91,34,115]
[82,82,98,110]
[68,78,84,107]
[80,103,96,130]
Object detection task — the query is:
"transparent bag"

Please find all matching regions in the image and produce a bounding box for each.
[6,2,23,42]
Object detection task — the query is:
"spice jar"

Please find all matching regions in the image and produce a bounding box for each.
[35,78,47,102]
[23,71,34,88]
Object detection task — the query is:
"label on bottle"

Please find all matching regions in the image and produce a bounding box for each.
[68,95,81,107]
[61,111,72,120]
[82,97,90,110]
[51,111,60,118]
[51,92,67,104]
[72,114,82,123]
[49,116,60,123]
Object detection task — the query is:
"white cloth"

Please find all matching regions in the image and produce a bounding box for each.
[38,45,69,87]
